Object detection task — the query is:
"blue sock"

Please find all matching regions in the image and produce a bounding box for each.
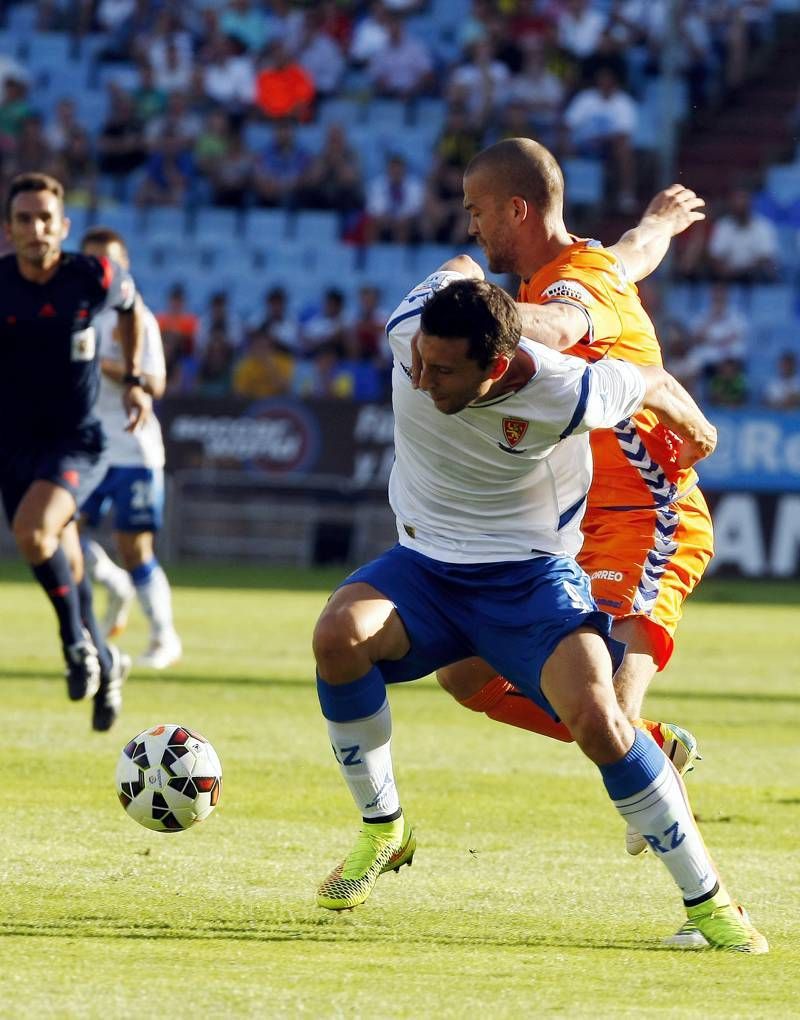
[598,728,666,800]
[316,665,387,722]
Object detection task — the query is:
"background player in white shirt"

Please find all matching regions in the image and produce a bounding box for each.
[311,259,767,953]
[79,227,182,670]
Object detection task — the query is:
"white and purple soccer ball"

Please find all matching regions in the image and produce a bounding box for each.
[116,724,222,832]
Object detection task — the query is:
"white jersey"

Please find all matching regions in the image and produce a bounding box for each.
[94,305,166,468]
[386,271,647,564]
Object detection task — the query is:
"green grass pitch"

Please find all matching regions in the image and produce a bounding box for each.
[1,561,798,1017]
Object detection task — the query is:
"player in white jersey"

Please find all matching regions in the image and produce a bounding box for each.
[79,228,182,670]
[311,258,768,953]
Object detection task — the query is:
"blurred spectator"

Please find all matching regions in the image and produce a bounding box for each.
[301,287,349,356]
[690,283,748,378]
[194,326,237,397]
[434,103,484,171]
[60,126,98,205]
[446,38,511,121]
[219,0,271,53]
[248,286,302,355]
[349,284,389,361]
[366,13,435,100]
[45,98,81,154]
[637,0,714,110]
[197,291,244,356]
[504,36,565,148]
[298,123,364,217]
[156,283,199,360]
[707,187,780,283]
[96,86,148,199]
[0,76,33,153]
[764,350,800,410]
[263,0,306,55]
[661,317,702,396]
[292,342,356,398]
[5,115,60,179]
[492,97,539,144]
[254,41,315,121]
[232,333,294,398]
[196,119,253,207]
[365,153,424,244]
[297,10,347,98]
[707,357,748,407]
[136,128,195,207]
[253,119,312,208]
[145,91,203,149]
[556,0,608,70]
[202,33,256,112]
[144,13,194,94]
[562,63,638,211]
[349,3,392,67]
[422,156,471,245]
[133,61,168,126]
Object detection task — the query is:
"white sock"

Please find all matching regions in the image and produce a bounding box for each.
[131,559,175,639]
[613,760,718,902]
[325,698,400,820]
[84,539,131,597]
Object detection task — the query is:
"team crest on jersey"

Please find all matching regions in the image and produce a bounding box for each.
[70,326,96,362]
[502,417,529,448]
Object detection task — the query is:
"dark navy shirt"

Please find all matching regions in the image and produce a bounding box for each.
[0,252,136,445]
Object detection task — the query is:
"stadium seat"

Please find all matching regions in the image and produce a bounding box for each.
[64,206,88,245]
[317,97,364,128]
[748,283,797,323]
[243,208,290,244]
[362,99,409,132]
[765,164,800,208]
[562,158,604,207]
[7,2,37,32]
[25,32,75,70]
[142,205,189,237]
[90,205,144,241]
[192,207,243,243]
[291,210,341,245]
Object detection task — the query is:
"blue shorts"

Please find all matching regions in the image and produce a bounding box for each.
[81,466,164,532]
[341,544,620,720]
[0,425,107,524]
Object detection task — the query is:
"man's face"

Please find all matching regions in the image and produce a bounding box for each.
[5,189,68,268]
[463,169,520,275]
[417,333,497,415]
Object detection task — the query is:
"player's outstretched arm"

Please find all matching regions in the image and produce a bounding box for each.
[637,364,717,468]
[608,184,706,283]
[515,301,589,351]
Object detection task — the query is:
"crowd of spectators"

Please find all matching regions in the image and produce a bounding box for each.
[0,0,795,410]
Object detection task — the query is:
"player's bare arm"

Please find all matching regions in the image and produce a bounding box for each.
[100,357,165,399]
[636,364,717,468]
[515,300,588,352]
[116,301,153,432]
[608,184,706,283]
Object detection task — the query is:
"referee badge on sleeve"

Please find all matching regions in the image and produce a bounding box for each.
[71,326,96,361]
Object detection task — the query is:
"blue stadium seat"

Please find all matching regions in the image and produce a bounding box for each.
[317,97,364,128]
[365,243,414,278]
[25,32,75,70]
[243,208,290,243]
[362,98,409,132]
[242,120,273,152]
[0,29,25,58]
[291,210,341,245]
[748,284,797,323]
[90,205,144,242]
[7,3,37,32]
[96,63,140,93]
[64,206,88,245]
[142,205,189,237]
[765,164,800,208]
[192,207,242,242]
[562,158,603,207]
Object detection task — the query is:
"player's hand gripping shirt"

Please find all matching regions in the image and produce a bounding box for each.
[0,252,136,443]
[518,240,697,511]
[93,304,166,468]
[385,271,647,564]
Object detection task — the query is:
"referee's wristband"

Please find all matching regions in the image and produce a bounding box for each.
[122,372,145,388]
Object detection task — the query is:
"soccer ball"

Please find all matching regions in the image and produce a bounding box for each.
[116,723,222,832]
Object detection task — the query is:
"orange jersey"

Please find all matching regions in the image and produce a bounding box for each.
[518,239,698,511]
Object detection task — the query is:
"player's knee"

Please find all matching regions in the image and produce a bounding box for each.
[564,700,631,763]
[13,522,57,562]
[312,606,363,668]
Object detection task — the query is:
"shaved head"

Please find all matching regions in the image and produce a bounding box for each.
[465,138,564,216]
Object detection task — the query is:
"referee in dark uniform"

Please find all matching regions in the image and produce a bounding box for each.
[0,172,151,730]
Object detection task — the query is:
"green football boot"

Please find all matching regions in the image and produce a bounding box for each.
[317,816,416,910]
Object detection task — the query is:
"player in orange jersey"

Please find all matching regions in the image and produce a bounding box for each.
[433,138,713,861]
